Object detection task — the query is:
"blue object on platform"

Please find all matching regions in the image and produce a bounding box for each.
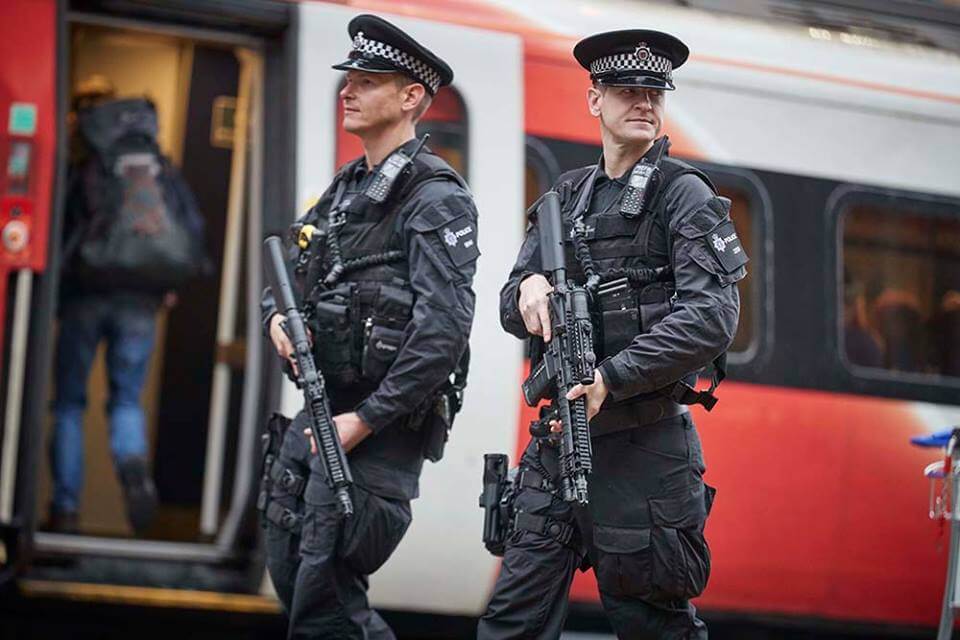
[911,428,959,448]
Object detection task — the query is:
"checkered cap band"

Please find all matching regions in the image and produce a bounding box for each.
[589,46,673,82]
[351,31,442,93]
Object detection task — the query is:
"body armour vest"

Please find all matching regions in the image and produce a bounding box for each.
[552,155,717,404]
[291,150,466,390]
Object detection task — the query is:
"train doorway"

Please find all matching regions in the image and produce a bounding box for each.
[3,2,295,596]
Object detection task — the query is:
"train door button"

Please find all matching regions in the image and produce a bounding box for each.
[3,220,29,253]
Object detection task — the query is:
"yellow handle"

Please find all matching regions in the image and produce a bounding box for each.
[298,224,318,250]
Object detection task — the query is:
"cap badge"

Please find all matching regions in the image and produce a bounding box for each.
[352,31,367,50]
[634,43,651,61]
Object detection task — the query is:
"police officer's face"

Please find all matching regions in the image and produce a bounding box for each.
[588,85,664,146]
[340,71,419,135]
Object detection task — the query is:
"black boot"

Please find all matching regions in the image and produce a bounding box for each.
[46,506,79,534]
[117,457,157,535]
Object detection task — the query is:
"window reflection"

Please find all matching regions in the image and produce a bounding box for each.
[842,204,960,377]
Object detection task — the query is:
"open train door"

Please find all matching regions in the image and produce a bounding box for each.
[0,0,58,589]
[289,4,525,616]
[0,0,298,608]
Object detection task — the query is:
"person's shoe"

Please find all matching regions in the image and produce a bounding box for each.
[46,507,79,534]
[117,457,158,535]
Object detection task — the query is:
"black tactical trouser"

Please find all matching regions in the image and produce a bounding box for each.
[288,455,412,640]
[478,412,713,640]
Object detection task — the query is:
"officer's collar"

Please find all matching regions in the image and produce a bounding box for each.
[596,137,669,185]
[353,137,422,179]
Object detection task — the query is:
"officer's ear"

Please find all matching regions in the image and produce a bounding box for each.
[398,81,428,121]
[587,82,604,118]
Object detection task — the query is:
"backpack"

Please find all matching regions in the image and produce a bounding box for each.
[67,98,207,292]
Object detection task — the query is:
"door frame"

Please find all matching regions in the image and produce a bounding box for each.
[9,1,295,576]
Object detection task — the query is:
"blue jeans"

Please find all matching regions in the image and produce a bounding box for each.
[51,295,158,513]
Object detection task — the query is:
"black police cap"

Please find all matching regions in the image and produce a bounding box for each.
[573,29,689,90]
[332,14,454,95]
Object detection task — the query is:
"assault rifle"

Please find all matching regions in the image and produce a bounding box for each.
[521,191,596,504]
[263,236,354,517]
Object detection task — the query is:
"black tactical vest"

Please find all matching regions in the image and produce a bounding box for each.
[552,155,719,404]
[292,151,466,389]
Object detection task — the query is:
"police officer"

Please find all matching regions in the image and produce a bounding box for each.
[259,15,478,639]
[478,30,746,639]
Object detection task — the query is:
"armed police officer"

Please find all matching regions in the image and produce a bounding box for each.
[259,15,478,639]
[478,30,746,639]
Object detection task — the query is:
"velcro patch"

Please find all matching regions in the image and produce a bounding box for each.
[704,220,749,273]
[436,218,480,266]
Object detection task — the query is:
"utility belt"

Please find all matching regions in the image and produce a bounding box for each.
[589,396,689,437]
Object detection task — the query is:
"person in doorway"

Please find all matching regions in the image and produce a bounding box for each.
[49,77,206,535]
[258,15,478,639]
[479,29,745,639]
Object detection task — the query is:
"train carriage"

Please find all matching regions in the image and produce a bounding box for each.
[1,0,959,633]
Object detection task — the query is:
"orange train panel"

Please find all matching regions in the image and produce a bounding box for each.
[0,0,57,272]
[0,0,56,361]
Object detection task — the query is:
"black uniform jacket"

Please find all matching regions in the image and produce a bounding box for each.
[261,143,478,498]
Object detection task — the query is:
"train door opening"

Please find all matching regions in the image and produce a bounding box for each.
[22,11,271,586]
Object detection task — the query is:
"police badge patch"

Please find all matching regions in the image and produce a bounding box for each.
[705,220,749,273]
[436,216,480,266]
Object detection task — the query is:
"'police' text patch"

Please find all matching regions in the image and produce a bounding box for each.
[437,219,480,266]
[705,220,749,273]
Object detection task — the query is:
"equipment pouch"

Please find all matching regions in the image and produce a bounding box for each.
[597,277,639,359]
[421,395,452,462]
[374,285,414,328]
[312,286,358,385]
[638,282,675,333]
[257,413,292,517]
[361,324,405,383]
[648,483,711,601]
[479,454,511,557]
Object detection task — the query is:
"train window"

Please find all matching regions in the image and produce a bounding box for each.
[524,135,562,209]
[841,200,960,378]
[417,87,468,179]
[335,82,468,179]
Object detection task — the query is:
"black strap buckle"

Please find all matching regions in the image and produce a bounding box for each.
[261,453,275,481]
[269,461,306,497]
[518,468,554,493]
[668,381,718,412]
[264,501,303,534]
[514,511,575,547]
